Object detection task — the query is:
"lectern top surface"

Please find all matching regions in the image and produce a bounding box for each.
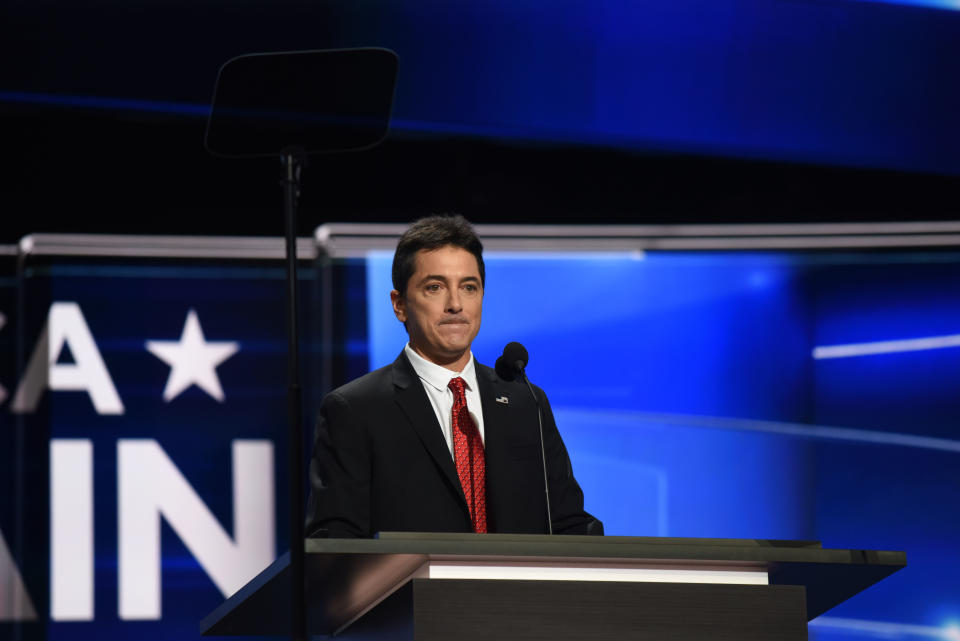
[303,532,905,568]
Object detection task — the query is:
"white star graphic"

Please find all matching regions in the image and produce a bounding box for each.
[145,309,239,403]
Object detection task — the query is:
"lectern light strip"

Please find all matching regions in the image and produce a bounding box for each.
[425,564,769,585]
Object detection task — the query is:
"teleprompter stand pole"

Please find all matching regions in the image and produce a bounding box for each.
[204,47,398,641]
[281,146,307,641]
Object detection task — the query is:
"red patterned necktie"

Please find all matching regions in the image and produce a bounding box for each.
[448,377,487,533]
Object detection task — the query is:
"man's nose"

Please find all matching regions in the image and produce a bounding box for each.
[445,289,463,313]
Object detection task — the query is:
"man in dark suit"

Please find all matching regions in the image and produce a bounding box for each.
[305,215,601,538]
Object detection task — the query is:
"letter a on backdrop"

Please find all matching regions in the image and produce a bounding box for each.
[12,302,124,415]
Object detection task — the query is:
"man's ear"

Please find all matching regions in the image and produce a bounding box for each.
[390,289,407,323]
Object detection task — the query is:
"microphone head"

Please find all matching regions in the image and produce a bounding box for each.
[503,342,529,371]
[495,342,530,381]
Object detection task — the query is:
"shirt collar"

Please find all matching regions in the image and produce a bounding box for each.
[404,343,477,393]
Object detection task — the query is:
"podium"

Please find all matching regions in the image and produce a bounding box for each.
[201,532,905,640]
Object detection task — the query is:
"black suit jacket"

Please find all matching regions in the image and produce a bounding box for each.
[305,351,602,538]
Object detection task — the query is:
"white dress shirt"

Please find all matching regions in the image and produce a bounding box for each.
[404,343,486,457]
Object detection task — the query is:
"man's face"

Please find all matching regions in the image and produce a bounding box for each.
[391,245,483,370]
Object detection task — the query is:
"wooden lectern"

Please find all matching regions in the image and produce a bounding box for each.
[201,533,905,640]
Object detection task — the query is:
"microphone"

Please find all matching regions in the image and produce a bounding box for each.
[495,342,553,535]
[494,342,528,381]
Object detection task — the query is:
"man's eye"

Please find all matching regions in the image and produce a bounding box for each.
[463,284,478,293]
[426,283,441,292]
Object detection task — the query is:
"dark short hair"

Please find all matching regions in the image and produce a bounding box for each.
[392,214,485,296]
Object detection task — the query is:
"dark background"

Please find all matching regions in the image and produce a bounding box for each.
[2,0,959,243]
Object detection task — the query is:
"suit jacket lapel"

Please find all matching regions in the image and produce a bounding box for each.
[391,352,468,509]
[476,361,510,454]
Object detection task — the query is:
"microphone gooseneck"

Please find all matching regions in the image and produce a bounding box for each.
[496,341,553,535]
